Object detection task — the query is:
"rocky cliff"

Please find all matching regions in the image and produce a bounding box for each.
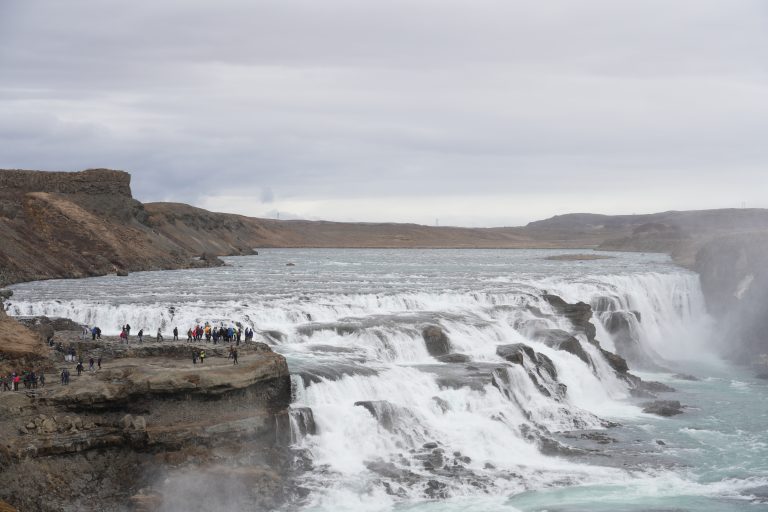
[0,169,227,286]
[0,335,295,512]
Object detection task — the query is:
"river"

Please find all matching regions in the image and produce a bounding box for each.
[8,249,768,511]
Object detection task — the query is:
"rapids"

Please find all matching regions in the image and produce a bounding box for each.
[7,249,768,511]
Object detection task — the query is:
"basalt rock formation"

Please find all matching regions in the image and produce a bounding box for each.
[0,169,224,286]
[0,336,295,512]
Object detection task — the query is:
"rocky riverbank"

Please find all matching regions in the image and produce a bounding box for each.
[0,321,296,512]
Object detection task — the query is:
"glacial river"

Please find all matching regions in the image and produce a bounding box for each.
[8,249,768,511]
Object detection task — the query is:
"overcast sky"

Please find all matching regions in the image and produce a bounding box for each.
[1,1,767,226]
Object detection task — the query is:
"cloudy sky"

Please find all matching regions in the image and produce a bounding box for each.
[1,1,767,226]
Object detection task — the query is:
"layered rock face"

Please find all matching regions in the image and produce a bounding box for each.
[0,336,294,512]
[0,295,49,374]
[0,169,194,285]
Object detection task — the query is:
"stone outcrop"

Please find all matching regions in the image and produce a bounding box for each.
[642,400,684,417]
[598,310,665,370]
[0,340,294,511]
[496,344,565,399]
[436,353,471,363]
[422,326,452,357]
[542,294,597,343]
[532,328,591,366]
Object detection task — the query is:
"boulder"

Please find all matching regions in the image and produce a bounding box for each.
[354,400,399,431]
[532,329,591,366]
[542,294,597,342]
[422,326,451,357]
[495,344,563,399]
[436,353,471,363]
[198,252,225,267]
[642,400,684,417]
[600,348,629,374]
[604,311,635,334]
[289,407,316,438]
[638,380,675,393]
[496,343,536,365]
[600,311,667,371]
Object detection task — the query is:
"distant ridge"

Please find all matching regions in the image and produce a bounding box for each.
[1,168,768,286]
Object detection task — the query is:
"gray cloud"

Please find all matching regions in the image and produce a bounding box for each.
[1,0,767,225]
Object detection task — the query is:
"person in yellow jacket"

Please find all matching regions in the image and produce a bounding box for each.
[199,350,206,364]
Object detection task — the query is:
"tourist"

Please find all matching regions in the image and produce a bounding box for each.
[173,326,179,341]
[119,329,127,343]
[125,323,131,339]
[13,373,20,391]
[76,361,83,376]
[187,328,193,342]
[199,350,206,364]
[39,372,45,387]
[97,357,102,370]
[91,327,97,341]
[137,329,144,342]
[89,357,95,371]
[192,351,198,364]
[0,375,8,391]
[232,348,238,365]
[60,369,66,385]
[156,328,163,342]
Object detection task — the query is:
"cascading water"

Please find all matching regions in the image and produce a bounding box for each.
[7,249,767,511]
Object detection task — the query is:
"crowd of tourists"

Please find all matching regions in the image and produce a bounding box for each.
[87,322,258,346]
[0,370,45,391]
[181,324,255,344]
[0,321,254,397]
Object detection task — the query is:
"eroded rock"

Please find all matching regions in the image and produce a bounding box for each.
[422,326,451,357]
[642,400,684,417]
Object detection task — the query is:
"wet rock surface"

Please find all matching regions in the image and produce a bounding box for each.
[532,328,591,366]
[642,400,685,417]
[436,353,471,363]
[542,294,597,343]
[0,338,298,511]
[422,325,452,357]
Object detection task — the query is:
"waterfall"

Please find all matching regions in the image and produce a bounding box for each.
[5,251,715,506]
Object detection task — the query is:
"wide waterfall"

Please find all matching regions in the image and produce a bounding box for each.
[7,249,767,511]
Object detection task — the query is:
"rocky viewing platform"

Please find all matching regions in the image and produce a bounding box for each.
[0,304,296,511]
